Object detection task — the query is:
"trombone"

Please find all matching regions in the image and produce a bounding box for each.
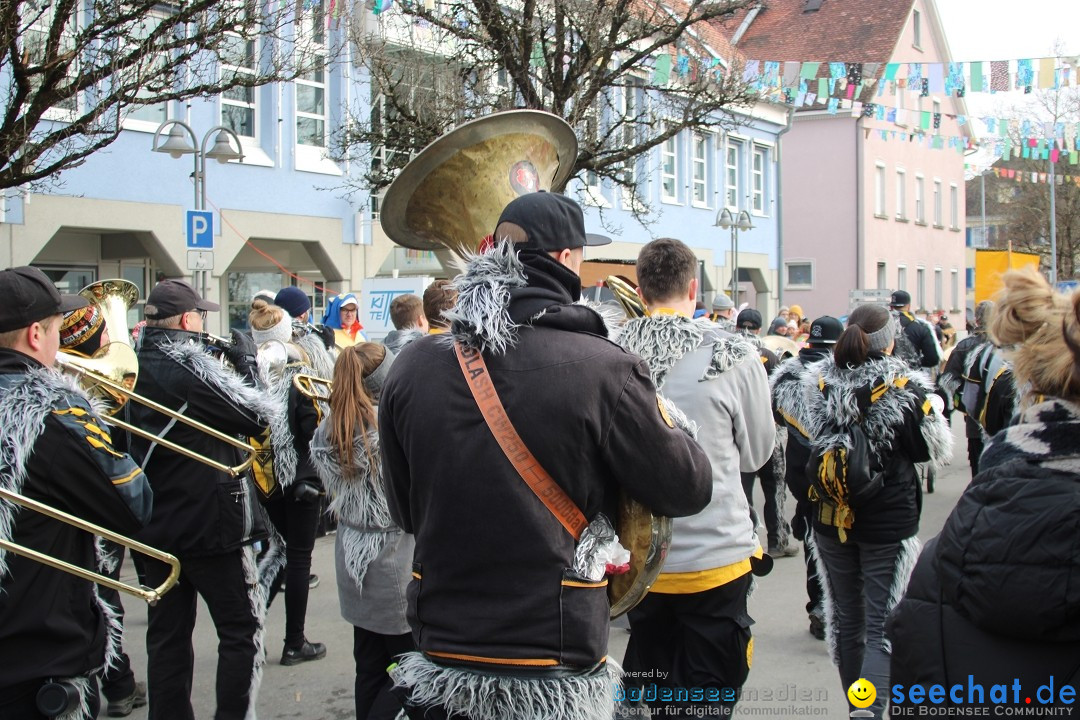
[57,354,258,477]
[0,488,181,605]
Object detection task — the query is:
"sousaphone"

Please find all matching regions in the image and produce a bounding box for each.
[381,111,671,617]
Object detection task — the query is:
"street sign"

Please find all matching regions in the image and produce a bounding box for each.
[186,210,214,249]
[849,288,893,301]
[187,251,214,271]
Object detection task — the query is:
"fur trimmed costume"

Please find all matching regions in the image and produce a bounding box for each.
[798,352,952,719]
[130,328,279,720]
[379,242,713,720]
[617,313,774,715]
[0,349,153,719]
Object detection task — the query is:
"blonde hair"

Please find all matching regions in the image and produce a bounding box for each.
[249,297,285,331]
[991,267,1080,402]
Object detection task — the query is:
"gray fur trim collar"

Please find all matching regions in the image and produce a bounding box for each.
[391,652,621,720]
[0,368,99,579]
[159,337,281,425]
[444,241,527,355]
[803,355,952,469]
[619,315,755,389]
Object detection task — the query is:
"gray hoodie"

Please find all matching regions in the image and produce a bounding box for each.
[620,315,775,571]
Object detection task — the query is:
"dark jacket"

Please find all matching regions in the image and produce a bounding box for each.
[897,311,941,369]
[888,398,1080,703]
[131,328,278,557]
[379,245,712,671]
[0,350,152,688]
[800,353,952,543]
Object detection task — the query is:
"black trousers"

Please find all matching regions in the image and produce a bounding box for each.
[264,485,321,648]
[143,549,260,720]
[353,626,414,720]
[623,574,754,717]
[97,541,137,703]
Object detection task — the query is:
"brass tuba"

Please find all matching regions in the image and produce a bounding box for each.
[380,110,578,259]
[380,111,669,617]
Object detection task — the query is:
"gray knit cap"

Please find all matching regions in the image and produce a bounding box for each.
[363,347,397,398]
[866,321,895,353]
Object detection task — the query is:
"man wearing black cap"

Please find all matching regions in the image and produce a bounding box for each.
[130,279,280,720]
[770,315,843,641]
[379,192,713,720]
[0,267,153,719]
[889,290,941,370]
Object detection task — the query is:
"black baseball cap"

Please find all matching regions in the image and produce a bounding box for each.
[807,315,843,345]
[736,308,763,330]
[890,290,912,307]
[0,266,88,332]
[494,191,611,252]
[145,279,220,320]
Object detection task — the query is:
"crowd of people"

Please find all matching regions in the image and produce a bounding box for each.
[0,188,1077,720]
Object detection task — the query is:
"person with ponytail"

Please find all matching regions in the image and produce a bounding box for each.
[309,343,413,720]
[799,303,952,719]
[249,298,329,666]
[889,267,1080,707]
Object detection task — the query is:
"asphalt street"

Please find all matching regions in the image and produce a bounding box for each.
[113,417,971,719]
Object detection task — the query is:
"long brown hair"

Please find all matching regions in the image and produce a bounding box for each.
[328,343,386,478]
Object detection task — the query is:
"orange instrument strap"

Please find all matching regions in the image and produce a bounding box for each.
[454,342,588,541]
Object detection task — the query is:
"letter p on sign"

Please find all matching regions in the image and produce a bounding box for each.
[186,210,214,249]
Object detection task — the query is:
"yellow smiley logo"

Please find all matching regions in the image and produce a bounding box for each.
[847,678,876,709]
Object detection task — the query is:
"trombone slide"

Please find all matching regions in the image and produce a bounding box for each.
[0,487,180,605]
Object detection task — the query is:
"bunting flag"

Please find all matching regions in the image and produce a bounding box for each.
[977,166,1080,185]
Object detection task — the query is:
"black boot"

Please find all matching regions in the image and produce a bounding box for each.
[281,639,327,666]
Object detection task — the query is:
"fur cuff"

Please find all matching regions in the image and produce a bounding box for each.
[391,652,621,720]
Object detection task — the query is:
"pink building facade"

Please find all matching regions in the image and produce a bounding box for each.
[737,0,969,320]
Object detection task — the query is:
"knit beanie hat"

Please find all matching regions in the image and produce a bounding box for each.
[363,347,397,398]
[275,286,311,319]
[60,303,107,356]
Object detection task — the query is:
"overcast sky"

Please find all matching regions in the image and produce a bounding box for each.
[936,0,1079,62]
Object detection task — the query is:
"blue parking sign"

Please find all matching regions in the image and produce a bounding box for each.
[186,210,214,249]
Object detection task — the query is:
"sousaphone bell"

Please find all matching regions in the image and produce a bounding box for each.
[380,110,671,617]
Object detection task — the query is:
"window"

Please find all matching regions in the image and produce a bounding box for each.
[933,179,943,227]
[228,271,283,330]
[295,3,328,148]
[122,14,169,127]
[725,140,742,210]
[752,147,767,214]
[692,134,709,207]
[20,3,78,119]
[896,168,907,220]
[932,99,941,134]
[620,80,643,203]
[785,261,813,289]
[913,9,922,48]
[917,267,926,310]
[661,129,678,202]
[951,269,960,310]
[949,183,959,230]
[874,163,887,217]
[934,268,943,311]
[221,33,258,139]
[898,264,908,293]
[915,175,925,223]
[877,262,887,289]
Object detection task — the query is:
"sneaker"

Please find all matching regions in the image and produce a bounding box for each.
[809,613,826,641]
[281,640,327,666]
[768,539,800,558]
[308,573,320,589]
[106,681,147,718]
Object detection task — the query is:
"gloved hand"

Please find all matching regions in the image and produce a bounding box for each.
[225,329,259,382]
[313,324,336,351]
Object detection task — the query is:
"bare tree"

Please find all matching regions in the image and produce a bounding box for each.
[0,0,336,189]
[336,0,759,218]
[988,81,1080,280]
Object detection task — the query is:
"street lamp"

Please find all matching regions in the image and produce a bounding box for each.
[151,120,244,299]
[152,120,244,212]
[715,208,754,301]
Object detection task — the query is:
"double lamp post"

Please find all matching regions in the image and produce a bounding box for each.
[715,208,754,303]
